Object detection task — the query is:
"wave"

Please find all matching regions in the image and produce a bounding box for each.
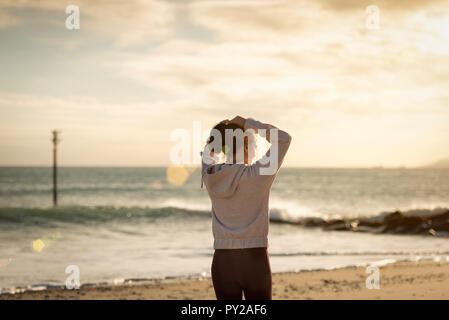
[0,206,448,237]
[0,184,158,195]
[269,250,449,257]
[0,206,211,226]
[271,207,449,237]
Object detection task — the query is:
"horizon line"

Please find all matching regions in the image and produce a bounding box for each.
[0,164,443,169]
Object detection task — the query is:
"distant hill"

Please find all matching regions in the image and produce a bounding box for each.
[423,158,449,168]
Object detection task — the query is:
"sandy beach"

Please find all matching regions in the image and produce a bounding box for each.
[2,260,448,300]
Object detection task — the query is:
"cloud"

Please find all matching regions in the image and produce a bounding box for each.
[318,0,447,11]
[115,34,449,115]
[0,0,179,46]
[1,0,449,166]
[188,0,449,43]
[0,92,182,165]
[0,9,21,28]
[189,0,328,40]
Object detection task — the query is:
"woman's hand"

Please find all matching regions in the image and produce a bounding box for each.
[229,116,246,128]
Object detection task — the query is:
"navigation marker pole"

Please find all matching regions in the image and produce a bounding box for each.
[52,130,61,206]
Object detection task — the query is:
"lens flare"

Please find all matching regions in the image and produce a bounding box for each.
[166,166,193,186]
[32,239,46,252]
[31,232,62,253]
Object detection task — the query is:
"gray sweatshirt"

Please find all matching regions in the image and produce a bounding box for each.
[201,118,292,249]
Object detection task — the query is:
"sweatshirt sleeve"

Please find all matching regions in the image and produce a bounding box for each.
[200,143,216,188]
[244,118,292,176]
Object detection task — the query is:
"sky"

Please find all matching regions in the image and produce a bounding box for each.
[0,0,448,167]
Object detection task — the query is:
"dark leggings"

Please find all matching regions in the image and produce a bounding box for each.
[211,247,272,300]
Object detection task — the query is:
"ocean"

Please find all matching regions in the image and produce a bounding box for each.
[1,166,449,293]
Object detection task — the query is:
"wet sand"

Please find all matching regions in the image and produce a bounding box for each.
[1,260,448,300]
